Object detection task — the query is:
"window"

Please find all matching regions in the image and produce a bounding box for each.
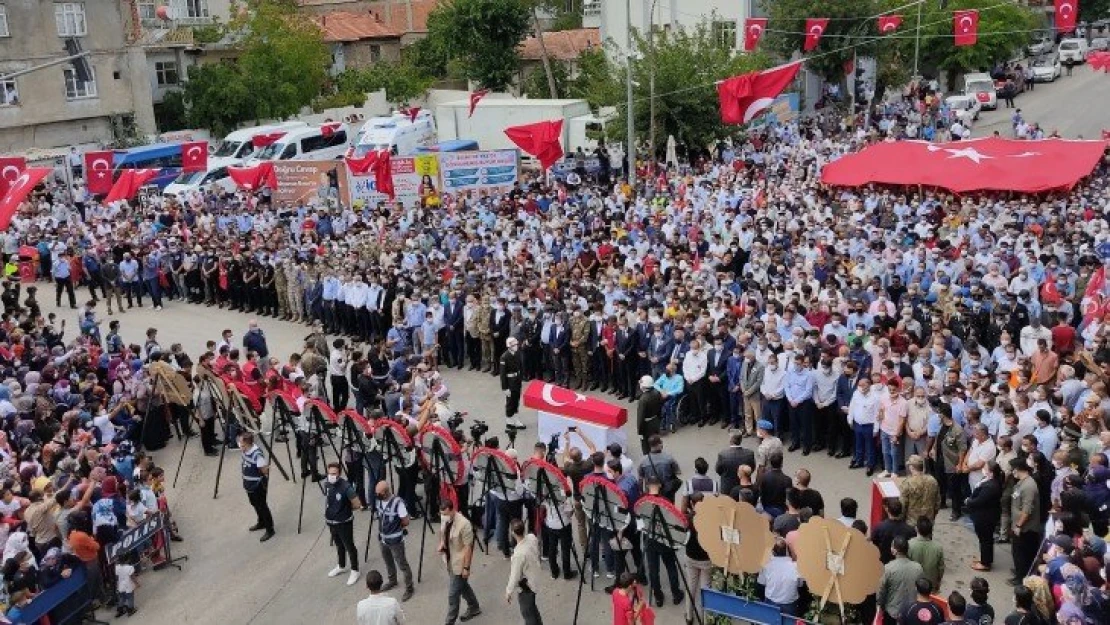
[0,79,17,106]
[186,0,209,19]
[55,3,87,37]
[155,61,179,86]
[712,20,737,49]
[138,1,156,20]
[64,67,96,99]
[0,5,9,38]
[369,45,381,64]
[300,130,347,154]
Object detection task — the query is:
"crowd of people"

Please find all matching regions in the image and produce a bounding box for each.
[1,92,1109,624]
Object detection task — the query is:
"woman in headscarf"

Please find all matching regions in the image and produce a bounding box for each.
[1022,575,1054,624]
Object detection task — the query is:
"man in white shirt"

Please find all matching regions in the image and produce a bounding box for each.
[504,519,543,623]
[848,377,881,475]
[757,538,801,616]
[356,570,405,625]
[965,424,997,489]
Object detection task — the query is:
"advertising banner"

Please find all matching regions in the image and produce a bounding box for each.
[439,150,519,197]
[270,161,349,205]
[347,154,437,208]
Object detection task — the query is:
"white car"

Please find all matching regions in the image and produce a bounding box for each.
[963,72,997,110]
[1090,37,1110,51]
[1031,55,1061,82]
[1027,36,1054,56]
[944,94,981,125]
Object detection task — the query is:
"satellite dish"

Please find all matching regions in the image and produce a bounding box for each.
[155,5,172,21]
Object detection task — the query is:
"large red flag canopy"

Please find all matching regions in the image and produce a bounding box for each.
[227,162,277,191]
[0,167,52,230]
[820,138,1107,193]
[104,168,158,203]
[504,120,564,170]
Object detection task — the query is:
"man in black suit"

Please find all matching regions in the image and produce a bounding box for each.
[756,451,793,518]
[636,376,662,455]
[715,432,756,496]
[489,297,511,375]
[548,313,570,386]
[445,291,465,369]
[615,318,637,399]
[705,336,730,427]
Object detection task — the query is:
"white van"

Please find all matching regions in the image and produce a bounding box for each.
[963,72,998,110]
[348,110,436,158]
[163,156,241,200]
[251,123,352,163]
[212,121,309,161]
[1058,38,1089,64]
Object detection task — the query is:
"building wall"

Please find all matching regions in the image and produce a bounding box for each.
[599,0,746,56]
[343,39,402,68]
[0,0,156,151]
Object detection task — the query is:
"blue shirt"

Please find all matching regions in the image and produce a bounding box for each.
[653,374,684,396]
[321,277,339,301]
[51,257,71,279]
[784,367,816,404]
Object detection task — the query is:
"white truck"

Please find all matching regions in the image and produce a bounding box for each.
[349,109,437,158]
[435,98,605,157]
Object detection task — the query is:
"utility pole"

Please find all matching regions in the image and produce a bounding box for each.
[625,0,636,189]
[532,4,559,99]
[912,0,924,78]
[646,0,660,164]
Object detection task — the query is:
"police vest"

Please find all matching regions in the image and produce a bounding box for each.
[241,447,265,491]
[324,478,354,525]
[376,496,406,544]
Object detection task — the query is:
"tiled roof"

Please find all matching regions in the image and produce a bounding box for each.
[314,11,402,42]
[298,1,438,34]
[519,28,600,61]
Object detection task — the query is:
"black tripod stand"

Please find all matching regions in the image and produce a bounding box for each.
[297,400,346,533]
[264,391,300,486]
[471,449,522,557]
[173,372,225,489]
[572,477,630,625]
[522,460,584,580]
[634,497,702,625]
[415,429,461,582]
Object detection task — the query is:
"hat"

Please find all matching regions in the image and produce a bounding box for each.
[1052,535,1074,553]
[757,419,774,432]
[639,375,654,390]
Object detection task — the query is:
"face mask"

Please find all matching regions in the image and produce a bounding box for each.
[441,514,453,524]
[326,475,338,484]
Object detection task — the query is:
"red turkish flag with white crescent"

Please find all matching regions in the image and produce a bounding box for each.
[0,157,26,198]
[104,168,158,203]
[877,15,903,34]
[804,18,829,52]
[0,167,52,229]
[180,141,208,173]
[743,18,768,52]
[522,380,627,428]
[1055,0,1078,32]
[953,10,979,47]
[468,89,489,118]
[84,150,114,195]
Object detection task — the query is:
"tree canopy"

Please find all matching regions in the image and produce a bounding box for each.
[426,0,532,90]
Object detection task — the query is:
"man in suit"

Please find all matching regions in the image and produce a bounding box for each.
[636,376,662,455]
[647,323,673,379]
[490,297,511,375]
[588,308,606,391]
[715,432,756,497]
[548,313,570,386]
[704,335,730,427]
[445,291,466,369]
[739,349,764,436]
[615,318,637,399]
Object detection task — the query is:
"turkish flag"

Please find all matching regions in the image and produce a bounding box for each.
[717,61,802,125]
[227,162,277,191]
[521,380,627,428]
[1089,50,1110,72]
[804,18,829,52]
[402,107,421,123]
[953,10,979,47]
[1082,266,1107,320]
[320,122,342,137]
[468,89,489,118]
[180,141,208,173]
[0,157,26,198]
[0,167,51,230]
[1055,0,1077,32]
[1041,279,1063,306]
[251,132,285,148]
[348,151,394,199]
[504,120,564,170]
[743,18,767,52]
[820,137,1106,193]
[84,150,114,195]
[877,15,903,34]
[104,168,158,203]
[345,151,381,176]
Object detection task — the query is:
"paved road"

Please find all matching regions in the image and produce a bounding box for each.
[37,296,1021,625]
[973,62,1110,139]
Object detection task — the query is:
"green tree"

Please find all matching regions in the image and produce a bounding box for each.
[426,0,532,90]
[891,0,1038,85]
[182,63,253,136]
[521,61,570,99]
[335,61,435,105]
[564,48,623,108]
[235,0,331,120]
[763,0,881,82]
[1080,0,1110,24]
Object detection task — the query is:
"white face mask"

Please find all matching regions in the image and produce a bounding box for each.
[441,514,453,524]
[326,474,338,484]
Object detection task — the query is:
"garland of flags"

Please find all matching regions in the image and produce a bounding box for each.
[743,0,1078,52]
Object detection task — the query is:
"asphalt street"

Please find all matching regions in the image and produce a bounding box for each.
[972,62,1110,139]
[41,296,1020,625]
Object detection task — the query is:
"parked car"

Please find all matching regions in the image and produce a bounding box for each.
[994,68,1026,94]
[964,72,998,109]
[1090,37,1110,51]
[1031,54,1061,82]
[1027,36,1054,56]
[945,94,981,125]
[1059,38,1089,64]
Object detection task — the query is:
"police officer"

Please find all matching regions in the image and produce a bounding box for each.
[324,462,362,586]
[239,432,275,541]
[501,337,525,428]
[375,481,415,602]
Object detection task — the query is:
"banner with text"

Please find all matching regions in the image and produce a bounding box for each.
[438,150,519,197]
[347,154,437,208]
[271,161,349,206]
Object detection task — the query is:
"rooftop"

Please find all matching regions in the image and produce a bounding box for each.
[519,28,600,61]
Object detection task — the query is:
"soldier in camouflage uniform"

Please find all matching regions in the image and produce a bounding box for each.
[274,261,289,320]
[900,454,941,525]
[569,306,591,390]
[478,293,493,372]
[290,262,306,323]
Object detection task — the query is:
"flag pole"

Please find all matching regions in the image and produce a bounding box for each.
[625,0,637,190]
[912,0,924,79]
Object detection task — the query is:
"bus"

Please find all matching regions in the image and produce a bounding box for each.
[113,143,184,189]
